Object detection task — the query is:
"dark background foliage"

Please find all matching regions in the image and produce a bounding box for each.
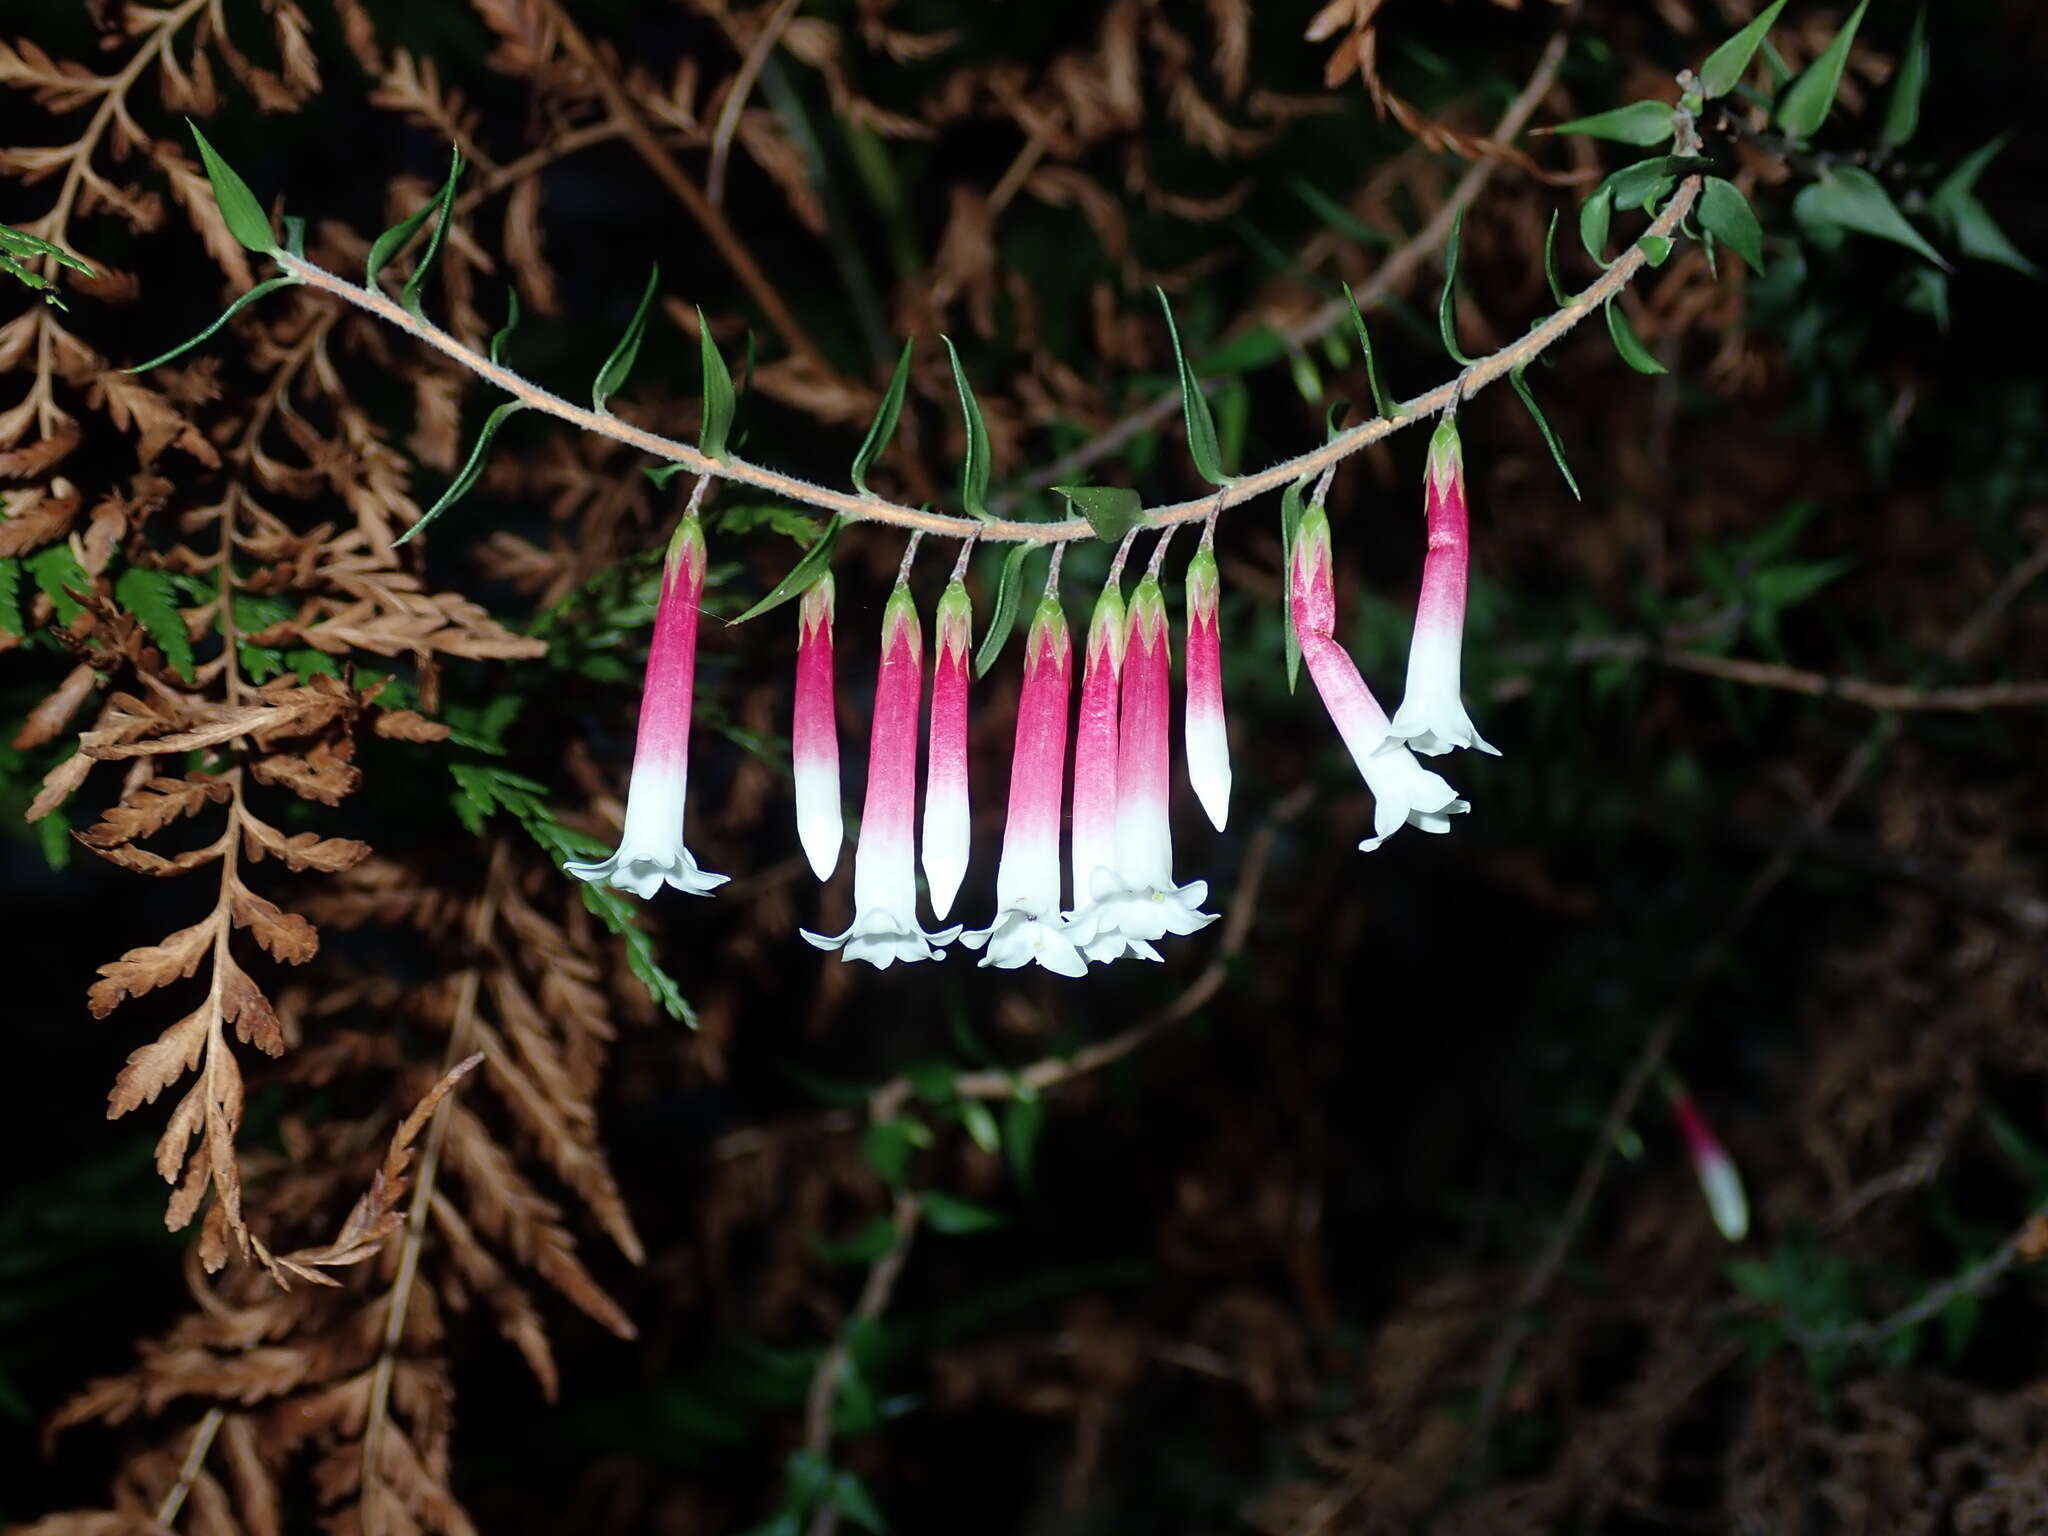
[6,0,2048,1530]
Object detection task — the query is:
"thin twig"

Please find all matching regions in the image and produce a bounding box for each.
[1794,1200,2048,1350]
[153,1407,225,1528]
[707,0,805,208]
[272,166,1695,546]
[996,17,1578,508]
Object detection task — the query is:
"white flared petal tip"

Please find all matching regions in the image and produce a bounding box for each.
[565,846,729,899]
[1072,925,1164,964]
[1383,700,1501,758]
[961,910,1088,976]
[801,909,962,968]
[1072,881,1217,944]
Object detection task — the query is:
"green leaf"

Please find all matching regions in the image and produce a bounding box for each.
[1,251,66,307]
[114,566,195,681]
[367,147,458,291]
[126,275,299,372]
[0,223,93,274]
[0,556,20,636]
[1698,0,1789,98]
[26,544,91,623]
[1053,485,1143,544]
[918,1191,1007,1234]
[696,307,736,461]
[594,264,661,414]
[37,805,72,871]
[1880,8,1929,148]
[1341,283,1394,418]
[1698,178,1765,274]
[1543,211,1570,304]
[1776,0,1870,140]
[489,289,520,366]
[864,1119,922,1187]
[1437,209,1474,365]
[1930,136,2009,218]
[1155,289,1229,484]
[1507,366,1581,501]
[1279,474,1308,693]
[973,542,1035,680]
[959,1100,1000,1156]
[828,1471,889,1535]
[589,883,697,1025]
[1580,185,1615,265]
[1794,168,1949,269]
[187,121,276,255]
[1288,178,1392,247]
[1003,1094,1044,1191]
[1950,198,2037,277]
[397,401,524,546]
[730,515,842,625]
[1599,157,1683,214]
[399,149,463,320]
[941,335,993,519]
[1637,235,1673,267]
[1548,100,1676,145]
[812,1216,901,1266]
[1605,303,1666,374]
[851,339,914,496]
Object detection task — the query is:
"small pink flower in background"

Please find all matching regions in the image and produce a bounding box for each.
[922,575,973,920]
[1667,1080,1749,1243]
[567,516,730,899]
[1290,503,1468,850]
[792,573,842,882]
[962,590,1086,976]
[802,581,961,967]
[1386,417,1498,759]
[1183,540,1231,832]
[1065,575,1159,963]
[1072,572,1217,953]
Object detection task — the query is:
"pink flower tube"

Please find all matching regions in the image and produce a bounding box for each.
[1670,1088,1749,1243]
[802,582,960,966]
[1074,574,1215,950]
[1291,504,1468,850]
[922,577,973,920]
[792,573,842,882]
[567,516,729,899]
[961,594,1085,975]
[1063,578,1159,963]
[1183,543,1231,832]
[1386,418,1498,758]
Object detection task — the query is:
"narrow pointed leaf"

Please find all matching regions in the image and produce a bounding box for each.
[187,121,276,255]
[1951,199,2038,277]
[1543,210,1569,304]
[1881,9,1929,148]
[1437,210,1474,364]
[731,515,842,625]
[1931,136,2009,219]
[1580,185,1614,264]
[1,252,65,307]
[1279,474,1309,693]
[1605,302,1667,374]
[1699,178,1765,274]
[127,276,299,372]
[941,336,992,518]
[1508,366,1581,501]
[594,264,660,414]
[1155,289,1229,484]
[1776,0,1870,140]
[399,149,462,319]
[1547,101,1676,146]
[1342,282,1394,418]
[366,149,458,290]
[697,307,736,461]
[0,224,93,274]
[1698,0,1789,98]
[851,339,913,496]
[972,542,1035,679]
[397,401,524,545]
[1053,485,1143,544]
[1599,157,1684,214]
[1795,168,1949,269]
[490,289,520,365]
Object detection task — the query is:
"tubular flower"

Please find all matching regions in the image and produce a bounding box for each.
[1183,543,1231,831]
[1669,1086,1750,1244]
[567,517,730,899]
[792,573,842,882]
[1291,504,1468,851]
[1386,418,1499,758]
[802,583,961,967]
[921,577,973,920]
[1063,578,1160,963]
[1075,574,1217,952]
[961,594,1085,976]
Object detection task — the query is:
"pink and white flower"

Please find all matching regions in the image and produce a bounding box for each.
[961,593,1086,976]
[1291,504,1468,850]
[1063,576,1160,963]
[1073,573,1217,951]
[1183,542,1231,831]
[921,576,973,920]
[567,516,730,898]
[1385,418,1498,758]
[792,573,842,881]
[802,582,961,967]
[1669,1085,1749,1243]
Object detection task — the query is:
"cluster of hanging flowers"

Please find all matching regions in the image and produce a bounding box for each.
[568,416,1498,972]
